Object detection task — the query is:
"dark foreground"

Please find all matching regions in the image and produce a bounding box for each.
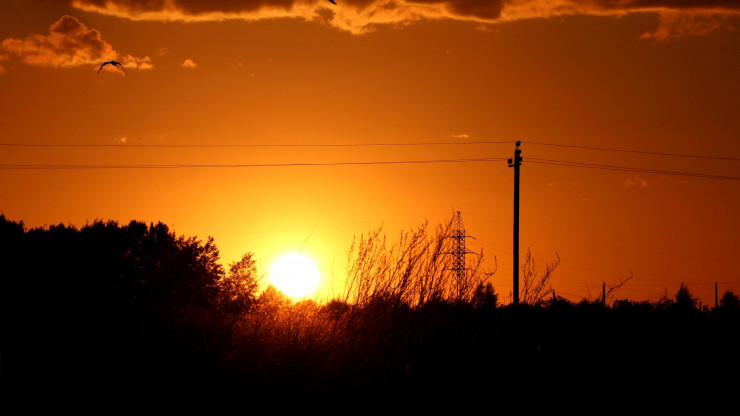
[1,216,738,406]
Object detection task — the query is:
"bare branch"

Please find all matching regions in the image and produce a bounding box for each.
[520,248,560,306]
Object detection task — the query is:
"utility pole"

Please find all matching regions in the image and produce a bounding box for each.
[508,141,522,305]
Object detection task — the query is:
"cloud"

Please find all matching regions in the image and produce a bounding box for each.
[656,175,689,185]
[621,176,649,188]
[121,54,153,70]
[641,11,734,40]
[452,133,469,139]
[45,1,740,35]
[0,15,116,67]
[0,15,150,70]
[181,58,198,68]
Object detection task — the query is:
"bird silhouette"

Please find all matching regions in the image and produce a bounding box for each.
[329,0,336,4]
[97,61,127,75]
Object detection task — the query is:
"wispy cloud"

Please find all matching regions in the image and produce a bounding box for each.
[641,11,734,40]
[53,0,740,35]
[656,175,689,185]
[621,176,649,188]
[0,15,150,70]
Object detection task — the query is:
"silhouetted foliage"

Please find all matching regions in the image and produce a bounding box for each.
[0,216,227,399]
[215,252,263,314]
[520,247,559,305]
[471,282,498,310]
[719,290,740,312]
[343,216,495,307]
[602,270,634,305]
[673,282,698,311]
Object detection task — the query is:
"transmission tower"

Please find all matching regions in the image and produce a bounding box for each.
[445,211,475,299]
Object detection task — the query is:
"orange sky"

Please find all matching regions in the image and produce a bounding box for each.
[1,0,739,306]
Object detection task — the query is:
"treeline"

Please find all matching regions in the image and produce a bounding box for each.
[1,215,738,403]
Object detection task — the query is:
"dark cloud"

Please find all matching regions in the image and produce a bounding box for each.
[43,0,740,34]
[598,0,740,11]
[1,15,116,67]
[413,0,505,20]
[175,0,297,14]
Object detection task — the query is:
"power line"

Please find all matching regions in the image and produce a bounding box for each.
[3,139,738,163]
[526,141,740,162]
[5,138,739,163]
[2,155,737,181]
[0,140,513,149]
[0,157,509,170]
[2,142,737,180]
[528,158,740,181]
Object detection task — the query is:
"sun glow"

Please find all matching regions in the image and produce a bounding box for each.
[270,253,321,298]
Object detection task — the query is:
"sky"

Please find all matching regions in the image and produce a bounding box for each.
[1,0,739,306]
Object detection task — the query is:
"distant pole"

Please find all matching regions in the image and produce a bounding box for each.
[715,282,718,309]
[508,141,522,305]
[602,282,606,306]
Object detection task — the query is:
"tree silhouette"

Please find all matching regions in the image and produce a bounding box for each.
[216,252,263,314]
[673,282,697,311]
[719,290,740,312]
[472,282,498,309]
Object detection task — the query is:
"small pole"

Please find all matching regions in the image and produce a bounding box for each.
[715,282,718,309]
[602,282,606,306]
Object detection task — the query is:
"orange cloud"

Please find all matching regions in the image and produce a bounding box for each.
[181,58,198,68]
[121,54,153,70]
[48,1,740,34]
[621,176,649,188]
[0,15,149,69]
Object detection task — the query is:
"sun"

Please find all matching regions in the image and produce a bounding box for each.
[269,253,321,298]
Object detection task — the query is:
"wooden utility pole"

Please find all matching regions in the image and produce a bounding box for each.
[508,141,522,305]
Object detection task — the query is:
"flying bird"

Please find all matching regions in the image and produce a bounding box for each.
[329,0,336,4]
[97,60,127,75]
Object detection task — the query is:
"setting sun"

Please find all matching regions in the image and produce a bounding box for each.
[270,253,321,298]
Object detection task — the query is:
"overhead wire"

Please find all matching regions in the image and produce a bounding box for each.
[0,140,513,148]
[2,139,738,161]
[0,157,509,170]
[1,139,738,180]
[527,157,740,181]
[525,141,740,162]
